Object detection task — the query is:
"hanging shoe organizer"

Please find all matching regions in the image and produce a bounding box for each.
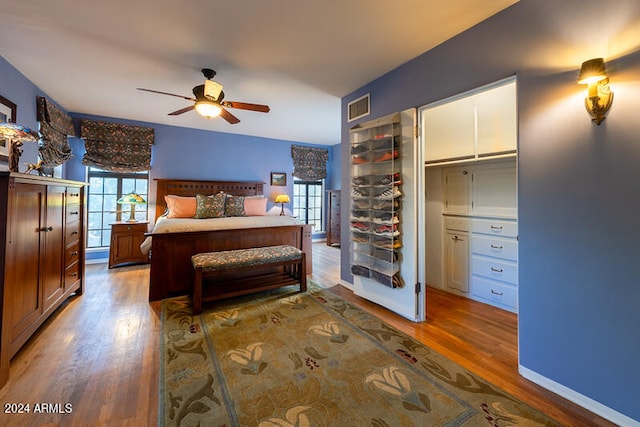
[349,113,403,288]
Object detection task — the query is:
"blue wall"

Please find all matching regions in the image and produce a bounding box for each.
[0,57,49,170]
[342,0,640,422]
[67,113,334,216]
[1,55,340,260]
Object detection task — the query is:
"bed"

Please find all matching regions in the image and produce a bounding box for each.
[145,178,313,301]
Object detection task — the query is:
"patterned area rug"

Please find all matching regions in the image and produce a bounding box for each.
[160,282,560,426]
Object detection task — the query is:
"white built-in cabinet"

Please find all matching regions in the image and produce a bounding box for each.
[420,76,519,313]
[423,77,516,164]
[444,216,469,294]
[470,218,518,311]
[438,159,518,312]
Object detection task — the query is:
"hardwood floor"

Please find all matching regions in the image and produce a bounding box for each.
[0,242,614,426]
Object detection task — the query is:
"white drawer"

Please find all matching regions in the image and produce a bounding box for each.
[471,235,518,261]
[471,276,517,312]
[444,216,469,232]
[471,256,518,284]
[471,218,517,238]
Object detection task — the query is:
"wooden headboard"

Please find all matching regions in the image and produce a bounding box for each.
[154,178,265,221]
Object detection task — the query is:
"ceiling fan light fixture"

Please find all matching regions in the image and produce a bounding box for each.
[195,100,222,119]
[204,79,223,101]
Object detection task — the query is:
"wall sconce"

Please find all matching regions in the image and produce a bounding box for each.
[274,193,290,216]
[578,58,613,125]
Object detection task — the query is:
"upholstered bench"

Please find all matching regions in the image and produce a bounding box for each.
[191,245,307,314]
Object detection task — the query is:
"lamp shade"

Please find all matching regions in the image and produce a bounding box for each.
[117,193,146,205]
[0,122,39,142]
[195,100,222,118]
[275,194,290,204]
[578,58,607,84]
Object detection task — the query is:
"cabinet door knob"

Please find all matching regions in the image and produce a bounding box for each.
[71,231,79,235]
[40,226,53,232]
[71,251,78,256]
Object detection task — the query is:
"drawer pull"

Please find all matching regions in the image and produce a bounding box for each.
[69,193,79,197]
[490,267,503,273]
[490,244,503,249]
[71,272,78,277]
[71,231,79,235]
[69,211,79,215]
[40,226,53,232]
[491,289,503,296]
[490,225,503,230]
[71,251,78,256]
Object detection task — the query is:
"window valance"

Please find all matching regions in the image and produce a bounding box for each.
[291,145,328,181]
[36,96,75,167]
[81,120,154,172]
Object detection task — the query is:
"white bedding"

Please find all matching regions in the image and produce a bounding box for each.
[140,215,303,254]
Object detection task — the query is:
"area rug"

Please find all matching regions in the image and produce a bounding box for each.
[160,282,560,426]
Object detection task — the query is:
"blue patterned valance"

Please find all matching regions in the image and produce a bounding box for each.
[81,120,154,172]
[291,145,328,181]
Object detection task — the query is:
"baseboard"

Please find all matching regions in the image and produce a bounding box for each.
[86,258,108,265]
[519,365,640,426]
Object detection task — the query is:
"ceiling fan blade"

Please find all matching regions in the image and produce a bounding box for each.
[222,101,270,113]
[168,105,195,116]
[137,88,196,102]
[220,107,240,124]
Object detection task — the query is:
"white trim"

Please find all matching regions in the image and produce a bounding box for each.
[519,365,640,426]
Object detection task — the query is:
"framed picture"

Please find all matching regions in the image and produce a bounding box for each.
[0,95,17,162]
[270,172,286,186]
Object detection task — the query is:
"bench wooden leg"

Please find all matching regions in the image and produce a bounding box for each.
[193,267,203,315]
[299,253,307,292]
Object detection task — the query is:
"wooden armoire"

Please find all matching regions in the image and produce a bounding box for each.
[0,172,86,387]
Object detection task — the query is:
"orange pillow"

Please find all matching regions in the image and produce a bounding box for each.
[244,197,267,216]
[165,195,197,218]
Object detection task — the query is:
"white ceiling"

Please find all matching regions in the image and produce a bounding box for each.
[0,0,517,145]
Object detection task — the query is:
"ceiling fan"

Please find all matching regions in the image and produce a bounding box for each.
[137,68,270,124]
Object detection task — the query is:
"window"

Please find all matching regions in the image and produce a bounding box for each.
[87,167,149,248]
[293,179,324,232]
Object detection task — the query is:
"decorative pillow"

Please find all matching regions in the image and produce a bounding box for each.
[164,195,196,218]
[195,192,226,218]
[225,195,245,217]
[244,197,267,216]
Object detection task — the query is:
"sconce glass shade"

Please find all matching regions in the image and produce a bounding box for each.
[275,194,290,216]
[117,193,146,222]
[195,100,222,118]
[578,58,607,84]
[577,58,613,125]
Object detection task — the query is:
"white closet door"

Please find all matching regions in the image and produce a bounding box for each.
[423,97,475,163]
[475,81,517,157]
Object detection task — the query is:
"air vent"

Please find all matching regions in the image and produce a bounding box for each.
[347,94,370,122]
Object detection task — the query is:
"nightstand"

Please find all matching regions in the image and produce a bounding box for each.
[108,222,149,268]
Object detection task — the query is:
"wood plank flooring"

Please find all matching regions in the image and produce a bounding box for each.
[0,242,614,426]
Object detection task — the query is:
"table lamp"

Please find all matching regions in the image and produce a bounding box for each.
[117,193,146,222]
[275,193,290,216]
[0,122,40,172]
